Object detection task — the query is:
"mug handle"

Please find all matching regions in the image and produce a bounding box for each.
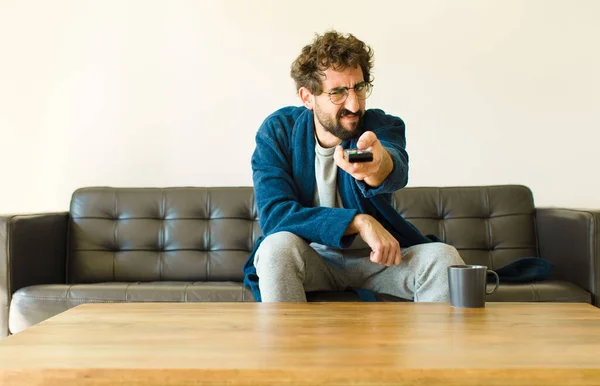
[486,270,500,295]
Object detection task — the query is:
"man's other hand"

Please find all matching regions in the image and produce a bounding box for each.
[344,214,401,266]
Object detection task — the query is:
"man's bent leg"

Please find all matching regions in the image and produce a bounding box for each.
[346,242,465,302]
[254,231,346,302]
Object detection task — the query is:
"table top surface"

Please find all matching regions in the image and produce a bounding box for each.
[1,302,600,385]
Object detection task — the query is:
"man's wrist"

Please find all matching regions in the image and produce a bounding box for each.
[344,214,370,235]
[364,150,393,187]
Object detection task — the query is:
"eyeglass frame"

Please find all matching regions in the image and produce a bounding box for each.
[321,81,373,105]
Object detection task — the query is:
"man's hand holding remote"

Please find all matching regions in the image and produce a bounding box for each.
[334,131,393,187]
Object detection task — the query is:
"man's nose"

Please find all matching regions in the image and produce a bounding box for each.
[344,91,360,112]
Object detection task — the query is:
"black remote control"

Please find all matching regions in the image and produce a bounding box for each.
[343,149,373,163]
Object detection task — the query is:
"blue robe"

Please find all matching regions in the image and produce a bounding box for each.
[243,106,437,301]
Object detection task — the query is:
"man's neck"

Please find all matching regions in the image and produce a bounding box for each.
[314,120,342,149]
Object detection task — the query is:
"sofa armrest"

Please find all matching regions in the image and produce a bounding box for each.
[535,208,600,306]
[0,212,69,337]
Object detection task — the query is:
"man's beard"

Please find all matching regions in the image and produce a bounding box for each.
[314,104,364,141]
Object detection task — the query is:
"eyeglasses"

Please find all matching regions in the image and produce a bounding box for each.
[323,81,373,105]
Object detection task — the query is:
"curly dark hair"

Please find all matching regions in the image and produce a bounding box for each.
[290,30,374,95]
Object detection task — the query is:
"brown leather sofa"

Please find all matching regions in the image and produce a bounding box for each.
[1,185,598,338]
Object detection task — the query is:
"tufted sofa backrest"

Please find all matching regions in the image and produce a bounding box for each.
[68,187,260,283]
[391,185,538,269]
[67,185,537,283]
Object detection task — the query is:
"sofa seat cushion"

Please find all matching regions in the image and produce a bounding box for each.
[378,281,591,303]
[315,281,591,303]
[485,280,591,303]
[9,281,256,334]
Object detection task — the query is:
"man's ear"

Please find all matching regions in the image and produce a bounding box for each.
[298,87,314,110]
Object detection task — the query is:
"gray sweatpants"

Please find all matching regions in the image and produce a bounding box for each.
[254,231,465,302]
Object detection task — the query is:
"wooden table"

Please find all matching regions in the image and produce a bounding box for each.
[1,302,600,385]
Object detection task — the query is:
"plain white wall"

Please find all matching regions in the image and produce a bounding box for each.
[1,0,598,213]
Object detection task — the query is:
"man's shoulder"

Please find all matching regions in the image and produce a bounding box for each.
[262,105,308,127]
[257,106,310,146]
[364,108,405,128]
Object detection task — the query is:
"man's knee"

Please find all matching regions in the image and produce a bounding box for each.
[259,231,306,254]
[420,242,465,268]
[255,231,308,270]
[434,242,464,266]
